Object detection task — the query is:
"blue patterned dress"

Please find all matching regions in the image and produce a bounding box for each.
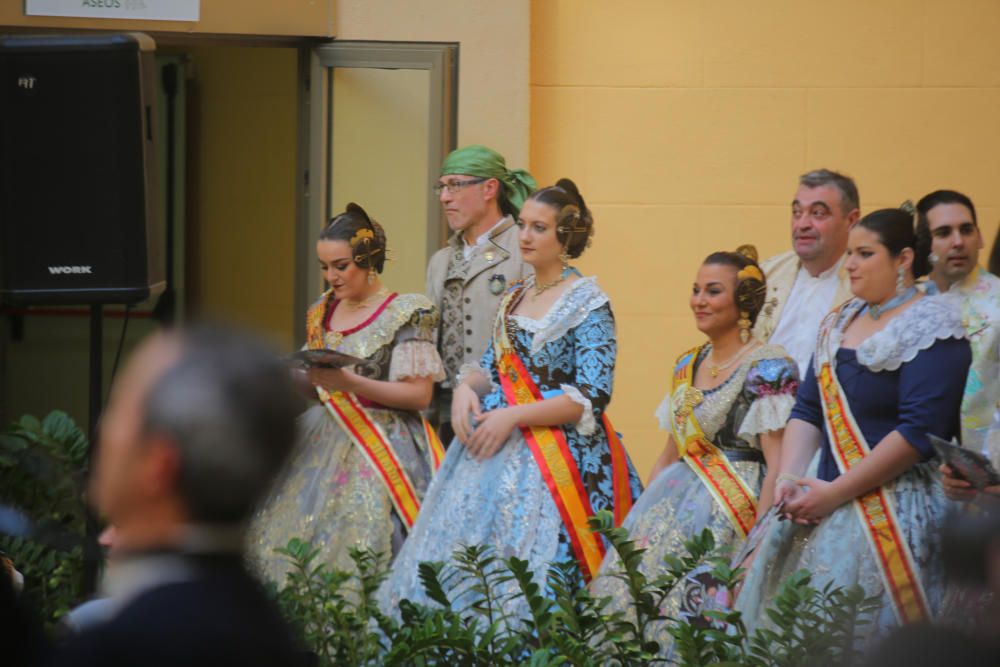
[735,296,971,646]
[590,344,798,660]
[377,277,643,618]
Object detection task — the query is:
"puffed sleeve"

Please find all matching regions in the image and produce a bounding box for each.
[653,388,674,431]
[896,336,972,457]
[560,302,617,436]
[788,355,823,428]
[737,355,800,442]
[388,308,447,382]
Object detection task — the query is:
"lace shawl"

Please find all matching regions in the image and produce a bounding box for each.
[827,296,966,373]
[654,346,798,441]
[507,276,610,434]
[509,277,610,355]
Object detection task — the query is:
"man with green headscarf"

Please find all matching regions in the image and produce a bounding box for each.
[426,145,536,442]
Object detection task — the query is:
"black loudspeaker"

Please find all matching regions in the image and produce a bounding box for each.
[0,33,164,305]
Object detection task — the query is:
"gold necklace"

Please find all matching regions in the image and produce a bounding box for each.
[533,268,571,297]
[344,287,388,310]
[707,341,754,378]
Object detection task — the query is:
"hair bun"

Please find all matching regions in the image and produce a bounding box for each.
[735,244,759,264]
[346,202,370,221]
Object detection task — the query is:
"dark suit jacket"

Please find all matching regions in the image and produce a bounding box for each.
[51,553,308,667]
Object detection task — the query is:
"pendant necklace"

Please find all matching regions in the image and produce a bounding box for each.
[344,287,389,310]
[533,266,574,297]
[865,286,917,320]
[708,341,754,378]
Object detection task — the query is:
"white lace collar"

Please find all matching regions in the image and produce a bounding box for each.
[510,276,609,354]
[829,296,966,372]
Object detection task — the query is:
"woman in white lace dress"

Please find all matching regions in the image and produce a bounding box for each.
[735,207,971,645]
[589,246,799,660]
[377,179,642,618]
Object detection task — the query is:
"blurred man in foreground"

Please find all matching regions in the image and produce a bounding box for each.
[52,325,305,667]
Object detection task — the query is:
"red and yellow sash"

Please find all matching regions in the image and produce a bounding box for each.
[670,346,758,538]
[304,292,444,529]
[815,305,931,624]
[493,283,633,581]
[318,387,423,528]
[423,417,446,471]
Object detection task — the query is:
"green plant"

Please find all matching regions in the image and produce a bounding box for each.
[274,538,392,666]
[0,411,91,627]
[274,509,879,666]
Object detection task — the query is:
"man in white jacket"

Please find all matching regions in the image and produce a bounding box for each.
[754,169,859,377]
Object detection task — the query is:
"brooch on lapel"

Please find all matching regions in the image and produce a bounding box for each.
[488,273,506,295]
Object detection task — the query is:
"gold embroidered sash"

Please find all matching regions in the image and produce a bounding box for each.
[491,282,632,581]
[670,345,759,538]
[814,305,931,624]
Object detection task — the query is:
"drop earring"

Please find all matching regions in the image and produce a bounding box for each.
[896,266,905,294]
[738,311,752,344]
[367,270,376,286]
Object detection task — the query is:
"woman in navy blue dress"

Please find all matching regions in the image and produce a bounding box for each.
[735,207,971,645]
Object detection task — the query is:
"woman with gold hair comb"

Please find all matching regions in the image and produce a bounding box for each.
[248,203,447,587]
[590,245,799,661]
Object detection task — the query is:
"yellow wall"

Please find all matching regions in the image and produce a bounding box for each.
[0,1,334,37]
[185,45,299,349]
[531,0,1000,477]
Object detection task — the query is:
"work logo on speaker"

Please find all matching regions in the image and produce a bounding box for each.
[48,266,94,275]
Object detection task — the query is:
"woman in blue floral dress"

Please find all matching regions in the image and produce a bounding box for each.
[378,179,642,618]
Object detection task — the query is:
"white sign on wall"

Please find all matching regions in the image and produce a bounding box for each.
[25,0,200,22]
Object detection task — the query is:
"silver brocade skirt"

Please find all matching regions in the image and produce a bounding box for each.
[589,457,763,661]
[245,402,432,587]
[735,458,951,648]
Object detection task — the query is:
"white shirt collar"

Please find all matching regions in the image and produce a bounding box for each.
[462,216,508,259]
[798,254,845,282]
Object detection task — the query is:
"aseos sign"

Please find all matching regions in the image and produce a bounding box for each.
[25,0,200,22]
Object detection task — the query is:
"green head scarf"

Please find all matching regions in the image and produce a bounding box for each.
[440,145,537,215]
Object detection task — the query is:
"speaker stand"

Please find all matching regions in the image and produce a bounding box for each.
[88,304,102,439]
[83,304,102,596]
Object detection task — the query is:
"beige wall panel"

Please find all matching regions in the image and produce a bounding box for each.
[979,208,1000,256]
[531,0,703,87]
[0,1,334,36]
[703,0,921,87]
[575,205,789,317]
[923,0,1000,86]
[568,205,790,470]
[330,68,431,296]
[806,89,1000,208]
[531,0,1000,478]
[621,428,666,483]
[188,46,298,348]
[533,86,806,205]
[335,0,530,168]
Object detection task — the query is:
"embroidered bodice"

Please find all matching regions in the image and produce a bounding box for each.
[305,291,445,386]
[655,344,799,454]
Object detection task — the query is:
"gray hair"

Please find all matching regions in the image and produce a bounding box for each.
[142,325,301,524]
[799,168,860,214]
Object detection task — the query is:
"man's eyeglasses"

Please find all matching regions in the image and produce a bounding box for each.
[433,177,487,195]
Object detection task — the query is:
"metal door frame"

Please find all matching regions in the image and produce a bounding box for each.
[293,41,458,342]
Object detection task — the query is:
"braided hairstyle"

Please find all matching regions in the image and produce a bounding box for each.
[702,245,768,326]
[319,203,388,273]
[526,178,594,259]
